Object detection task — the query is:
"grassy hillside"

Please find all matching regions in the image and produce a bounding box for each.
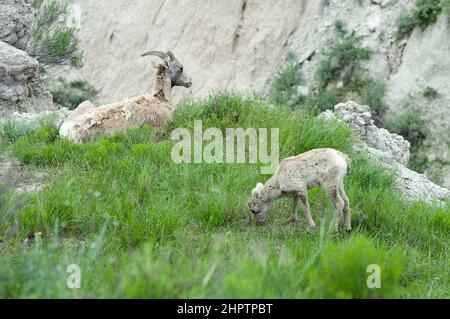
[0,92,449,298]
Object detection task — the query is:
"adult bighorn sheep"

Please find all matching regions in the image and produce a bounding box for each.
[248,148,352,233]
[59,50,192,143]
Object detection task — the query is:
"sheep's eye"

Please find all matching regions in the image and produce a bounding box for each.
[179,67,183,72]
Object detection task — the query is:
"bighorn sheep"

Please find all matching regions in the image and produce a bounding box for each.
[59,50,192,143]
[248,148,352,233]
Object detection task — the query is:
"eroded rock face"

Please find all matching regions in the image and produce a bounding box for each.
[0,40,38,102]
[320,101,450,203]
[0,0,34,50]
[0,40,53,116]
[320,101,410,165]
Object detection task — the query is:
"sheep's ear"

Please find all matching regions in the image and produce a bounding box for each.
[162,58,171,69]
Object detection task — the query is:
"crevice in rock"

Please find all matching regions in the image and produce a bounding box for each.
[232,0,247,53]
[386,39,407,78]
[152,0,167,25]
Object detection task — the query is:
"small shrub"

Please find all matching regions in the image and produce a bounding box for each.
[0,120,37,144]
[422,86,440,99]
[396,13,418,40]
[0,115,61,144]
[396,0,443,40]
[312,36,383,115]
[27,0,84,67]
[358,79,387,119]
[308,89,340,115]
[31,0,43,8]
[269,52,305,108]
[415,0,443,28]
[50,78,98,110]
[385,106,429,172]
[443,0,450,11]
[334,19,348,37]
[316,36,371,90]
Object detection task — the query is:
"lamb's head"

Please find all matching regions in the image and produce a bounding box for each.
[141,50,192,88]
[248,182,269,222]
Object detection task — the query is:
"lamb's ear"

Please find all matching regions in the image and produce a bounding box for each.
[256,182,264,192]
[252,182,264,202]
[252,188,261,202]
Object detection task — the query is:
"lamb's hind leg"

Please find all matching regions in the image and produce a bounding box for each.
[338,184,351,232]
[299,192,316,232]
[288,194,300,223]
[327,187,345,233]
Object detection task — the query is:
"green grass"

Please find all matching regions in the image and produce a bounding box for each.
[0,114,62,145]
[1,92,449,298]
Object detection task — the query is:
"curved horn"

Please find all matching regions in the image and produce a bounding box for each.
[166,51,176,61]
[141,50,166,59]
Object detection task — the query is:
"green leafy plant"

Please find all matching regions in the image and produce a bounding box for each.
[50,78,98,110]
[269,52,306,109]
[385,106,429,172]
[358,78,387,120]
[422,86,440,99]
[316,36,371,90]
[27,0,84,67]
[334,19,348,37]
[396,0,443,40]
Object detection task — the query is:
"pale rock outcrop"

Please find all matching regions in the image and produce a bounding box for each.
[320,101,410,165]
[0,40,53,116]
[0,0,55,116]
[320,101,449,203]
[0,40,38,102]
[0,0,34,50]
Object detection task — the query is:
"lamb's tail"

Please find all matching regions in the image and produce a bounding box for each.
[337,151,352,173]
[343,153,352,173]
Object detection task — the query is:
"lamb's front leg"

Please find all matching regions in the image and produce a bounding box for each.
[288,195,300,223]
[299,193,316,232]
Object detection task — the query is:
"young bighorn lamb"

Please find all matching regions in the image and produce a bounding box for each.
[59,50,192,143]
[248,148,352,233]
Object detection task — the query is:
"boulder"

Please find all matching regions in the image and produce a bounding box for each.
[320,101,450,203]
[0,40,53,116]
